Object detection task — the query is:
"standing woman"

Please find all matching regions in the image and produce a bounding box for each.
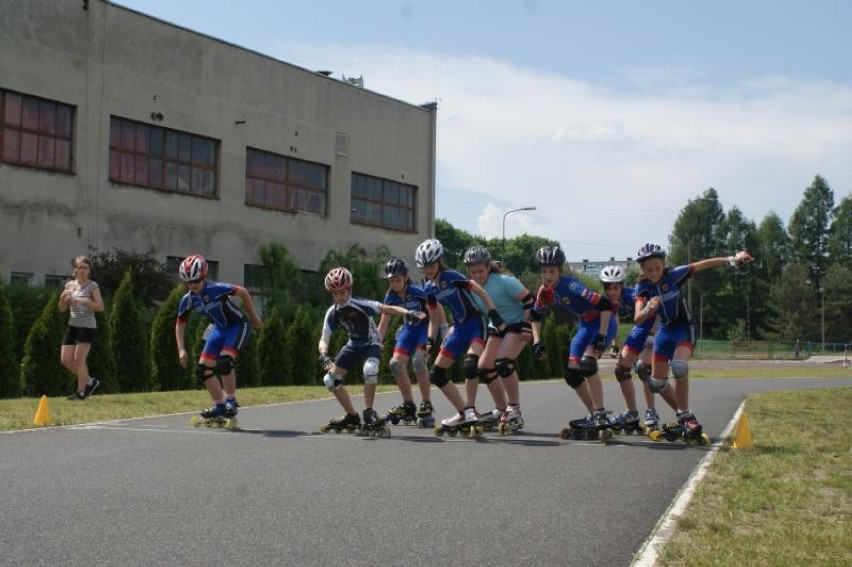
[462,246,535,434]
[633,242,753,443]
[59,255,105,400]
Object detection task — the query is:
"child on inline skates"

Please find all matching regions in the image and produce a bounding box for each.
[633,242,753,444]
[175,255,262,428]
[376,257,435,427]
[415,239,506,438]
[598,265,659,434]
[318,266,425,436]
[529,246,617,442]
[463,246,535,434]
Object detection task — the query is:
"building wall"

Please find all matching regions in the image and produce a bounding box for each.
[0,0,437,285]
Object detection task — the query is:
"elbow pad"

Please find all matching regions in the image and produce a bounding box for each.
[522,293,536,310]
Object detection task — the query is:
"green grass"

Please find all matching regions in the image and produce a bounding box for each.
[658,387,852,566]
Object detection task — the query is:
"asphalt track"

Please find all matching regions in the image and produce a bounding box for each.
[2,373,851,567]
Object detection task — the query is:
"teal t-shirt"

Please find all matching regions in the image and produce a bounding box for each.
[474,272,526,326]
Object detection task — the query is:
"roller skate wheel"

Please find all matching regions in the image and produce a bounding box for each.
[558,428,571,439]
[497,423,507,435]
[599,429,613,444]
[700,433,711,445]
[190,416,204,427]
[448,428,459,438]
[473,425,484,437]
[433,426,445,437]
[648,430,663,442]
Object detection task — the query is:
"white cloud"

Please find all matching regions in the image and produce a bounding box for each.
[275,42,852,260]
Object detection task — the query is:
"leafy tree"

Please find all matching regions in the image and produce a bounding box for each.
[150,286,191,391]
[235,333,260,388]
[435,218,477,269]
[89,248,175,307]
[20,293,67,396]
[708,207,758,339]
[319,245,387,302]
[254,242,303,319]
[110,271,154,392]
[755,212,790,281]
[257,307,289,386]
[789,175,834,289]
[0,278,21,397]
[766,263,819,341]
[827,195,852,267]
[486,233,560,277]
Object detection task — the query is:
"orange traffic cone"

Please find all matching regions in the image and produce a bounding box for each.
[33,395,51,426]
[732,411,754,449]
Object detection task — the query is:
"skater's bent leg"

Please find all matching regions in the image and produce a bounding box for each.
[333,387,358,415]
[198,362,225,403]
[486,379,508,410]
[363,357,380,409]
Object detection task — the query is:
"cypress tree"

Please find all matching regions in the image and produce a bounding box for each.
[110,270,153,392]
[150,286,191,391]
[88,310,117,393]
[21,293,67,396]
[0,277,21,397]
[257,308,289,386]
[235,331,260,388]
[284,306,320,385]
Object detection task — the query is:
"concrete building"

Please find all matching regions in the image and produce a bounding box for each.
[568,257,638,280]
[0,0,437,288]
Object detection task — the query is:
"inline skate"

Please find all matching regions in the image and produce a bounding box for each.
[477,408,505,432]
[648,410,711,446]
[497,404,524,435]
[559,410,613,444]
[360,408,391,437]
[609,409,642,435]
[190,402,239,430]
[434,408,483,439]
[319,412,361,434]
[417,400,435,428]
[385,401,418,426]
[641,408,660,434]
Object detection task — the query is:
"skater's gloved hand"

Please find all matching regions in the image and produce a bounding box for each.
[532,342,547,361]
[488,309,506,332]
[406,309,427,322]
[592,334,607,353]
[318,353,333,369]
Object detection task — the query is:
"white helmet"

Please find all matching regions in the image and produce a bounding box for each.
[600,265,624,283]
[179,255,208,282]
[415,239,444,268]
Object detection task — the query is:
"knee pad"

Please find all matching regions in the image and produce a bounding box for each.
[564,367,585,389]
[646,376,670,394]
[477,367,498,385]
[430,365,449,388]
[463,354,479,380]
[633,361,651,382]
[363,357,380,384]
[323,372,343,391]
[411,351,427,373]
[579,355,598,377]
[216,355,234,376]
[388,357,406,377]
[195,363,216,383]
[615,364,632,383]
[671,360,689,380]
[495,357,516,378]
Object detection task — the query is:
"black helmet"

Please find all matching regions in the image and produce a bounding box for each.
[463,245,492,266]
[383,257,409,278]
[535,246,566,268]
[636,242,666,263]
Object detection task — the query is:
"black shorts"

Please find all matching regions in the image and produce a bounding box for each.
[488,321,532,340]
[63,326,96,346]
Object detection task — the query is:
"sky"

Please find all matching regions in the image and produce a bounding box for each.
[114,0,852,261]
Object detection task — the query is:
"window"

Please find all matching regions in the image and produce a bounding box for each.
[243,264,269,294]
[44,274,68,289]
[10,272,33,286]
[351,173,417,232]
[1,89,74,172]
[245,147,328,215]
[109,117,218,198]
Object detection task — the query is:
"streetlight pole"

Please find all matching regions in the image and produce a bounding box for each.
[502,206,536,264]
[820,287,826,351]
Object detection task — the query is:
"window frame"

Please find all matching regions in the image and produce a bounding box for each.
[350,172,417,232]
[244,147,329,215]
[1,89,74,173]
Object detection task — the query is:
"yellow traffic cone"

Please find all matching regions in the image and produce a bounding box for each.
[732,411,754,449]
[33,395,51,426]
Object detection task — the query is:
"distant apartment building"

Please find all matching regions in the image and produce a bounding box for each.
[0,0,437,287]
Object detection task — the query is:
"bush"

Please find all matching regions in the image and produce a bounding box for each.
[88,311,117,393]
[0,278,21,397]
[235,332,259,388]
[110,271,154,392]
[284,306,321,385]
[7,283,54,366]
[150,286,191,391]
[20,294,67,396]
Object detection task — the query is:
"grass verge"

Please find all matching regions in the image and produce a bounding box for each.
[658,387,852,566]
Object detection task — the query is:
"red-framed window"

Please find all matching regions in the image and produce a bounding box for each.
[1,89,74,172]
[109,116,218,198]
[351,173,417,232]
[245,147,328,215]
